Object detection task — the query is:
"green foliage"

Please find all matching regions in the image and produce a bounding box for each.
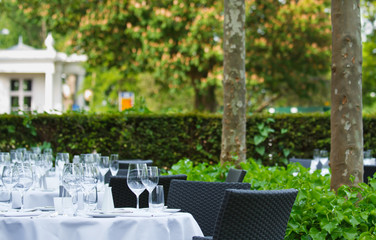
[4,0,333,112]
[168,158,376,239]
[0,112,333,167]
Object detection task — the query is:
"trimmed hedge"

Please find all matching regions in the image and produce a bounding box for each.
[0,112,373,168]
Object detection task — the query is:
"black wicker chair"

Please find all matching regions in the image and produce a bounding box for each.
[104,169,128,184]
[225,168,247,182]
[109,174,187,208]
[167,180,251,236]
[364,165,376,184]
[192,189,298,240]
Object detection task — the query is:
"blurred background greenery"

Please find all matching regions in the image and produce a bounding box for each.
[0,0,375,114]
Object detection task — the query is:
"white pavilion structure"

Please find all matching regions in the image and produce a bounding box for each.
[0,33,87,114]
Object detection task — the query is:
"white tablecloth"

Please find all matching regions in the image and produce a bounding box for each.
[0,212,203,240]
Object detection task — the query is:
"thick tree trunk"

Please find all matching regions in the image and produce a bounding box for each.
[330,0,363,191]
[220,0,246,166]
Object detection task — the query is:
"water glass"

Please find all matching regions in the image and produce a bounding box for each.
[149,185,164,211]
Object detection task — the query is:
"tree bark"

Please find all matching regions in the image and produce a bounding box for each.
[220,0,246,166]
[330,0,363,191]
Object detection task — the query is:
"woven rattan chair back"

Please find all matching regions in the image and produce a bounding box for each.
[167,180,251,236]
[212,189,298,240]
[225,168,247,182]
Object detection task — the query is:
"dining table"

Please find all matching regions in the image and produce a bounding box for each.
[0,210,204,240]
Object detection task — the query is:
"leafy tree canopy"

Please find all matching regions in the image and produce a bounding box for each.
[1,0,335,112]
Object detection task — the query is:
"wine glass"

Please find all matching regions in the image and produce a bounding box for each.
[14,162,33,211]
[320,150,329,167]
[2,164,19,209]
[81,163,99,212]
[110,154,119,176]
[56,153,69,184]
[98,156,110,191]
[62,163,82,215]
[127,163,146,210]
[141,166,159,209]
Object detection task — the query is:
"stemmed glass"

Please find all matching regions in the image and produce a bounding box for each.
[141,166,159,209]
[320,150,330,175]
[1,164,19,209]
[14,162,33,211]
[56,153,69,184]
[127,163,146,210]
[62,163,82,215]
[81,163,99,212]
[98,156,110,191]
[110,154,119,177]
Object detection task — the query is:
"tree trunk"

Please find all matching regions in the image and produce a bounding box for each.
[220,0,246,166]
[330,0,363,191]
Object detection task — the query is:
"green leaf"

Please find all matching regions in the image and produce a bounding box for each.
[321,219,337,234]
[343,228,358,240]
[309,227,327,240]
[283,149,290,157]
[255,146,265,156]
[349,216,361,227]
[281,128,288,134]
[254,135,265,145]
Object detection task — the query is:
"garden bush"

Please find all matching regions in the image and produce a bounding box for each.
[1,112,375,168]
[168,158,376,239]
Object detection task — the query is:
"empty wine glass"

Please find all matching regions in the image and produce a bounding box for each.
[320,150,329,167]
[2,164,19,209]
[14,162,33,211]
[56,153,69,184]
[127,163,146,210]
[62,163,82,215]
[98,156,110,191]
[141,166,159,209]
[110,154,119,176]
[81,163,99,212]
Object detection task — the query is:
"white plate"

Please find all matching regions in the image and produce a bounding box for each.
[163,208,181,213]
[3,212,42,217]
[36,206,55,211]
[87,213,118,218]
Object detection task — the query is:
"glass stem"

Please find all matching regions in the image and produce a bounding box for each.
[136,196,139,209]
[20,191,25,211]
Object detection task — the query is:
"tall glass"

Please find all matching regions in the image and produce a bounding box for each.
[98,156,110,191]
[110,154,119,176]
[14,162,33,211]
[81,163,99,212]
[56,153,69,184]
[2,164,19,209]
[62,163,82,215]
[127,163,146,210]
[141,166,159,208]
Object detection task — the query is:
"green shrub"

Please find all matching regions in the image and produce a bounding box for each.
[168,159,376,239]
[0,112,334,168]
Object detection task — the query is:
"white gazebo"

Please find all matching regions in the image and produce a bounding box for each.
[0,33,87,114]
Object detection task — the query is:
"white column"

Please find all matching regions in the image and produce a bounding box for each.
[76,73,85,109]
[44,72,53,112]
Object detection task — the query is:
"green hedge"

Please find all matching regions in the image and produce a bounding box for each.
[0,112,374,167]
